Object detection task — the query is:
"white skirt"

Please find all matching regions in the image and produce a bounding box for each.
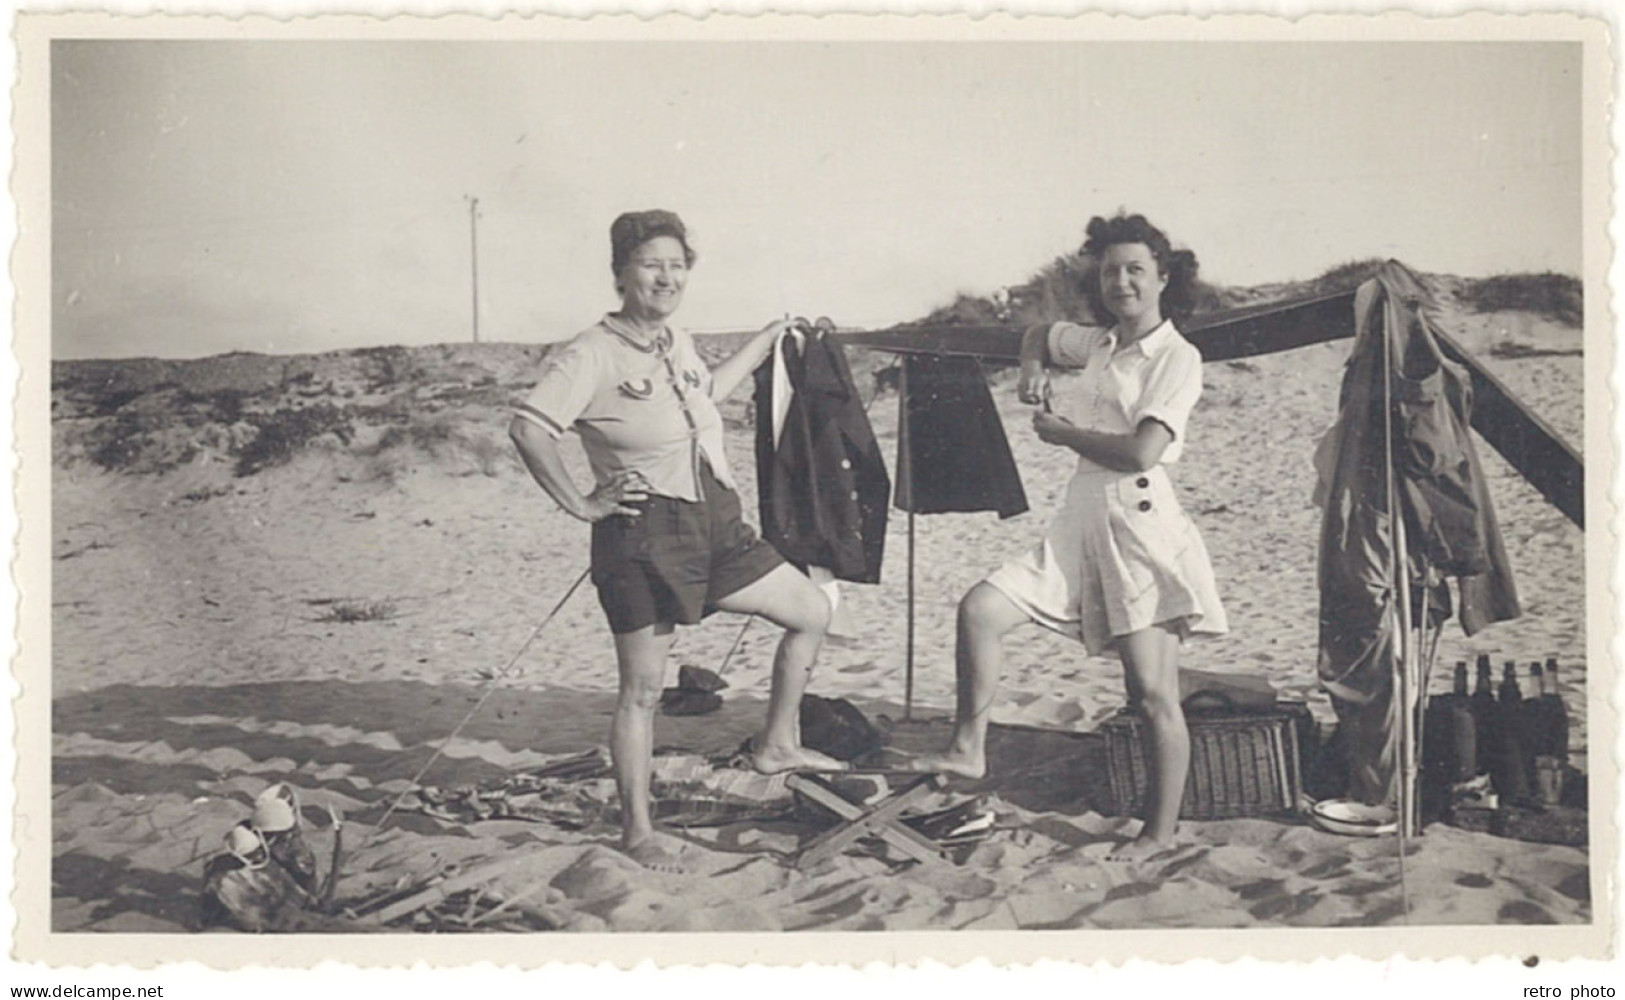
[984,465,1228,656]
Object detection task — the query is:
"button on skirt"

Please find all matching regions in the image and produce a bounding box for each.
[984,465,1227,655]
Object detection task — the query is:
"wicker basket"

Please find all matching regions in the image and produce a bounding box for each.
[1100,697,1313,820]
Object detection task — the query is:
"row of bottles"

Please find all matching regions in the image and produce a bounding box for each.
[1429,654,1570,809]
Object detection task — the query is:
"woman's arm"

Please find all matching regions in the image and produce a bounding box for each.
[709,318,795,401]
[1032,412,1174,473]
[1016,323,1052,405]
[508,417,646,521]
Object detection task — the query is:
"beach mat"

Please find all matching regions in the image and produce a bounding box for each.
[400,749,798,830]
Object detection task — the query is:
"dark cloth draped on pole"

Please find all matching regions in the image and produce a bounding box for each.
[752,331,890,584]
[893,354,1028,519]
[1315,262,1520,805]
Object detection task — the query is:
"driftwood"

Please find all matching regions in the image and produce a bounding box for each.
[466,878,558,929]
[358,857,519,927]
[319,806,344,911]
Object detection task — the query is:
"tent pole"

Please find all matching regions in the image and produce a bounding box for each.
[1381,291,1416,918]
[897,357,916,722]
[1413,592,1430,835]
[906,510,916,721]
[1394,511,1417,838]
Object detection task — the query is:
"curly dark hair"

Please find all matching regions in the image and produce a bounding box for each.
[1078,213,1200,322]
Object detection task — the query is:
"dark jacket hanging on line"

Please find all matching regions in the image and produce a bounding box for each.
[1315,261,1520,804]
[752,331,890,584]
[894,353,1028,519]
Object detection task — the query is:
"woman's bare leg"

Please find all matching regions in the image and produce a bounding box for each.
[1111,623,1187,859]
[910,582,1030,778]
[712,563,842,773]
[610,623,687,871]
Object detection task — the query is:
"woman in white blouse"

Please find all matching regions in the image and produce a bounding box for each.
[914,213,1227,861]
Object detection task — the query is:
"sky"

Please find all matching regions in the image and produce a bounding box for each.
[51,38,1583,359]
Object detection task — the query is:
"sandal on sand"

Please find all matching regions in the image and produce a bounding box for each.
[252,782,301,833]
[253,783,320,895]
[225,822,271,870]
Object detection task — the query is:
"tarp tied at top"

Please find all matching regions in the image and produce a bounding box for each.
[1314,262,1520,806]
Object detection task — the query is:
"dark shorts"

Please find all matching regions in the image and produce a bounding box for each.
[590,461,786,635]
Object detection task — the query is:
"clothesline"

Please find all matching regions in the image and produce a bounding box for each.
[751,324,1028,718]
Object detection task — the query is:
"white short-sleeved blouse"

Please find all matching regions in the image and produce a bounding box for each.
[1046,319,1203,469]
[512,314,733,502]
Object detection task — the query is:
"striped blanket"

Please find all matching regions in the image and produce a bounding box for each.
[403,749,797,829]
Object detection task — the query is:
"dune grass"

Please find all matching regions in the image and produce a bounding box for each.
[1306,258,1390,296]
[234,404,356,477]
[1461,272,1583,328]
[362,412,511,482]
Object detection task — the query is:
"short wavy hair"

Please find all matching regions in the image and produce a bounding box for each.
[610,210,697,291]
[1078,213,1200,322]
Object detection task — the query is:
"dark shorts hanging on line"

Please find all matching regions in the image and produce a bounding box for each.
[590,457,785,635]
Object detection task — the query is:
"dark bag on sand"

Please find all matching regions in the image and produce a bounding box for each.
[198,854,364,933]
[799,695,883,762]
[660,664,729,716]
[660,688,723,716]
[678,664,728,693]
[264,827,319,896]
[200,851,309,932]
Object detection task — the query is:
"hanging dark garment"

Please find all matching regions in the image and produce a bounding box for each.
[1315,262,1520,805]
[752,332,890,584]
[893,353,1028,519]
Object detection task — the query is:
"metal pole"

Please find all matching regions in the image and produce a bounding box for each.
[907,510,916,722]
[899,357,916,721]
[1381,291,1414,919]
[467,196,481,344]
[1394,510,1416,834]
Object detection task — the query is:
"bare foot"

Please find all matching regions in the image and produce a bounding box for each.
[623,835,691,874]
[751,744,848,775]
[1104,834,1176,864]
[905,749,986,779]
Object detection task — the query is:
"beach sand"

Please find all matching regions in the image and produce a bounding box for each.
[47,290,1592,932]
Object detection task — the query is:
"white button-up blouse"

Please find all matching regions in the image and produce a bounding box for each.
[1046,318,1205,471]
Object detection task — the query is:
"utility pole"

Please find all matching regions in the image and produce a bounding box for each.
[466,195,481,343]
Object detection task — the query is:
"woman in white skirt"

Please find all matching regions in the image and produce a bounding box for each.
[913,213,1227,860]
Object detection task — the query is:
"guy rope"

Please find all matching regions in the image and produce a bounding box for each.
[360,566,591,845]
